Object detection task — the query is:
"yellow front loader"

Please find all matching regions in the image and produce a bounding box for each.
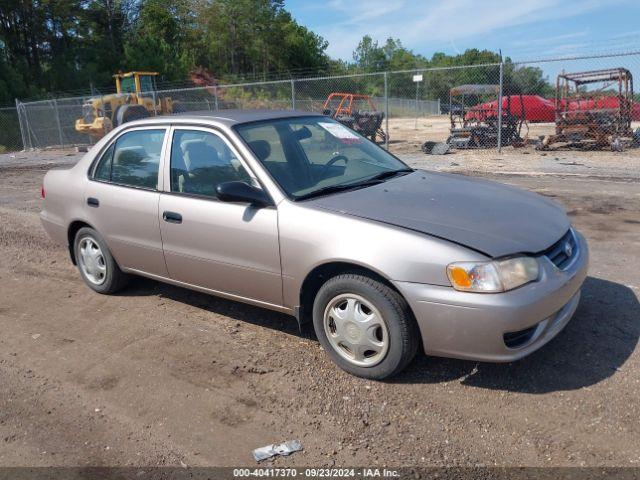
[75,71,186,139]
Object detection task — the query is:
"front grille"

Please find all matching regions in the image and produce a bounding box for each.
[543,229,578,270]
[504,324,538,349]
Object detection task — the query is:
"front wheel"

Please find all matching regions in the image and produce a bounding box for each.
[74,227,130,294]
[312,274,419,379]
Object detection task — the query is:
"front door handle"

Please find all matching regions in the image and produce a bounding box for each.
[87,197,99,207]
[163,211,182,224]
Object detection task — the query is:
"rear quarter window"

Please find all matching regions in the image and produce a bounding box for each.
[93,143,114,181]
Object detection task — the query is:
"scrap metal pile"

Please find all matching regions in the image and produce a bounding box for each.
[446,84,526,149]
[537,68,638,151]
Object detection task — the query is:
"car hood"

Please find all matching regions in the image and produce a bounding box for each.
[305,170,569,258]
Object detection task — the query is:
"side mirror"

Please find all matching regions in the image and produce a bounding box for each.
[216,181,272,207]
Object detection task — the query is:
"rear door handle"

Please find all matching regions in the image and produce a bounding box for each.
[162,211,182,224]
[87,197,99,207]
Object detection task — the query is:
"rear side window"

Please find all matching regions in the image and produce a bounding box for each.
[92,129,165,189]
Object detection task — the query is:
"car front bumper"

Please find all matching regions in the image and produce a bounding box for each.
[395,230,589,362]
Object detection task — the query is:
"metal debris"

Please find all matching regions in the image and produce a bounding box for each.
[252,440,303,462]
[421,141,450,155]
[538,68,635,151]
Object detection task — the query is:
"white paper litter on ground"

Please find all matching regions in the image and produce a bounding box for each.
[252,440,303,462]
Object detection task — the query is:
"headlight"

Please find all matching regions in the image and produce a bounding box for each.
[447,257,539,293]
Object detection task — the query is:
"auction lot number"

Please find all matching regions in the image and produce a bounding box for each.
[234,468,400,478]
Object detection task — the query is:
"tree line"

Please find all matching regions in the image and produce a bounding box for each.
[0,0,553,106]
[350,36,554,102]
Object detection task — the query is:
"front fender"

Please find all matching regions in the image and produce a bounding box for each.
[278,200,487,309]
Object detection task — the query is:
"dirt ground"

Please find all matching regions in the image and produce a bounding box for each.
[0,147,639,468]
[387,116,640,181]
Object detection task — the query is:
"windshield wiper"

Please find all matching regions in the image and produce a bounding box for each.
[295,181,377,200]
[295,168,413,201]
[365,168,413,182]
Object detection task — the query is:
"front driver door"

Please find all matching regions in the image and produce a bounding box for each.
[158,127,283,307]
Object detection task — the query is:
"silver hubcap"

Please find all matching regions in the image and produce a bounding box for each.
[323,294,389,367]
[78,237,107,285]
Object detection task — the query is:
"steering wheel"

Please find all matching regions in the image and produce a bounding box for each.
[320,154,349,178]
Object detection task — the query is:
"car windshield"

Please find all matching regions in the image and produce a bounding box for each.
[235,116,411,200]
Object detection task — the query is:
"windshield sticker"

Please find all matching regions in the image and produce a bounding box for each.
[318,122,362,143]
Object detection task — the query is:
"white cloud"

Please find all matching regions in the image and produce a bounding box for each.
[312,0,627,60]
[327,0,406,21]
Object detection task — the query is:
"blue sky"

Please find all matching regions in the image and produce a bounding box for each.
[285,0,640,63]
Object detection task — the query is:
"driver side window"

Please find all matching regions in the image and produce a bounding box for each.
[170,130,252,198]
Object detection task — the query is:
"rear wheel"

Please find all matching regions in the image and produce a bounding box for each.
[114,104,150,127]
[74,227,129,294]
[312,274,419,379]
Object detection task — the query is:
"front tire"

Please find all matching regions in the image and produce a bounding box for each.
[312,274,419,379]
[74,227,129,294]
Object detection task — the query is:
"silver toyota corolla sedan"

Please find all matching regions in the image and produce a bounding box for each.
[40,110,589,379]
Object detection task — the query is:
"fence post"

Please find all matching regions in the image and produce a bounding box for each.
[15,99,29,151]
[414,72,420,130]
[52,99,64,147]
[384,72,389,150]
[214,86,219,111]
[291,79,296,110]
[497,61,504,153]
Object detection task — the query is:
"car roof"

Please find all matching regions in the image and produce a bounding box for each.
[129,109,321,128]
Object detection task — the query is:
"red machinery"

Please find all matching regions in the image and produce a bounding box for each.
[469,95,640,123]
[465,95,555,123]
[446,84,526,149]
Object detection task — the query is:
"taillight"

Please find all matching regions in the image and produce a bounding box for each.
[41,185,45,199]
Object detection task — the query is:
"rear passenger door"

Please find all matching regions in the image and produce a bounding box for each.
[84,127,169,277]
[158,127,283,306]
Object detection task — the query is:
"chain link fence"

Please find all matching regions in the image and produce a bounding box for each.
[9,50,640,155]
[0,106,23,152]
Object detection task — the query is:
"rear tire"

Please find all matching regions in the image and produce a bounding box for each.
[312,274,419,379]
[114,104,150,127]
[74,227,129,294]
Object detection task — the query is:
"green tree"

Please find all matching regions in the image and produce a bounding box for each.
[77,0,136,88]
[123,0,194,81]
[0,0,552,106]
[503,61,554,96]
[353,35,387,72]
[194,0,328,80]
